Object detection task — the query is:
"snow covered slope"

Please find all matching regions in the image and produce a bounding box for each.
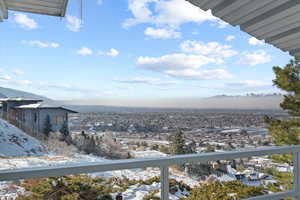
[0,119,44,157]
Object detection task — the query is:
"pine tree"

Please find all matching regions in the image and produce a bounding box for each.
[171,129,186,155]
[60,121,69,138]
[43,115,52,137]
[265,58,300,163]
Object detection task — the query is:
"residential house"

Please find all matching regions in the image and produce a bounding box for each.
[0,98,77,136]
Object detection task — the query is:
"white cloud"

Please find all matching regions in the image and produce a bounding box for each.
[238,50,271,66]
[248,37,264,46]
[164,69,233,80]
[13,69,25,76]
[145,27,181,39]
[227,80,271,88]
[13,14,38,30]
[114,77,180,85]
[66,15,82,32]
[76,47,93,56]
[226,35,235,42]
[180,40,238,58]
[138,53,220,70]
[106,48,119,57]
[123,0,223,28]
[137,53,232,80]
[22,40,60,48]
[77,47,119,57]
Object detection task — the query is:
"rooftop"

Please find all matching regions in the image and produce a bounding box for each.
[14,102,78,113]
[0,0,68,21]
[187,0,300,57]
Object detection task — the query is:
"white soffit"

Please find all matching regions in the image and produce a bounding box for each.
[187,0,300,57]
[0,0,68,21]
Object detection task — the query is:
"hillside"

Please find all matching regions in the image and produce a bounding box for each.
[0,119,45,157]
[0,87,53,102]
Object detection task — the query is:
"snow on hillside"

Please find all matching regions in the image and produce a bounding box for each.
[0,153,199,200]
[0,119,44,157]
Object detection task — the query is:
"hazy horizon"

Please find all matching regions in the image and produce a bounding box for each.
[60,95,283,110]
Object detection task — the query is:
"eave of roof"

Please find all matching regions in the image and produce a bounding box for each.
[186,0,300,57]
[14,103,78,113]
[0,0,69,21]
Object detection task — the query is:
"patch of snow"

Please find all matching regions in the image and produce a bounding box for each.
[131,150,167,158]
[0,119,44,157]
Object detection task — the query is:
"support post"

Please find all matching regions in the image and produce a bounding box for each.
[294,152,300,199]
[160,166,169,200]
[0,0,8,21]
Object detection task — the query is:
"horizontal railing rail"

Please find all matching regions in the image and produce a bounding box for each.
[1,146,300,200]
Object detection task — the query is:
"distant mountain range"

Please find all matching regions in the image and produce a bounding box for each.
[0,87,284,111]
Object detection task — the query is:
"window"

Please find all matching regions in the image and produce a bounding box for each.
[56,116,65,125]
[34,113,37,123]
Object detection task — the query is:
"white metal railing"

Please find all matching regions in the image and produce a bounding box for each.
[1,146,300,200]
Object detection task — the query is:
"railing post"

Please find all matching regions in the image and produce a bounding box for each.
[160,166,169,200]
[294,152,300,199]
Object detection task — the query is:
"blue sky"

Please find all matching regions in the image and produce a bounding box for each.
[0,0,293,104]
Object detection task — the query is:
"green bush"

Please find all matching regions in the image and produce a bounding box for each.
[17,175,113,200]
[183,181,264,200]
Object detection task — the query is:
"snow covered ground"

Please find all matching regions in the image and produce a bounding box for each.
[0,119,44,157]
[0,120,198,200]
[0,152,199,200]
[131,150,167,158]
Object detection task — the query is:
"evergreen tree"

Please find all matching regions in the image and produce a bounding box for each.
[171,129,186,155]
[60,121,69,138]
[43,115,52,137]
[265,58,300,163]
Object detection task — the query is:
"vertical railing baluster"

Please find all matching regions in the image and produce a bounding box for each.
[293,152,300,199]
[161,166,169,200]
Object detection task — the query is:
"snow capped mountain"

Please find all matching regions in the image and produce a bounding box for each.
[0,119,44,157]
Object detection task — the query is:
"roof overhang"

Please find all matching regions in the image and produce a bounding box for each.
[187,0,300,57]
[0,0,68,21]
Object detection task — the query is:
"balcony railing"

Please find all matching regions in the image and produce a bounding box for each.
[1,146,300,200]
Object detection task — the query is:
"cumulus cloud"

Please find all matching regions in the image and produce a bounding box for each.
[13,14,38,30]
[145,27,181,39]
[137,53,232,80]
[66,15,82,32]
[123,0,224,28]
[106,48,119,57]
[180,40,238,59]
[114,77,180,85]
[238,50,271,66]
[248,37,264,46]
[21,40,60,48]
[136,39,237,80]
[76,47,119,57]
[137,53,220,70]
[226,35,235,42]
[76,46,93,56]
